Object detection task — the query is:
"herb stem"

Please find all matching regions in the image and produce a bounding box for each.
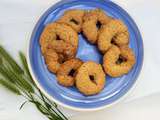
[0,46,24,74]
[0,46,68,120]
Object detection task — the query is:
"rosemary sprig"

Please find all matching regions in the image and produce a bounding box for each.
[0,65,15,83]
[0,46,68,120]
[0,46,24,74]
[0,64,34,93]
[19,52,34,84]
[0,79,21,95]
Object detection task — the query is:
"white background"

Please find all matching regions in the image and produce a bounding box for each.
[0,0,160,119]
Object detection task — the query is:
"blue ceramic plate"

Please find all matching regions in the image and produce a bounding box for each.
[28,0,143,111]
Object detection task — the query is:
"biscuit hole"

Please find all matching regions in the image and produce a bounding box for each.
[111,39,117,45]
[111,39,115,44]
[70,19,79,25]
[68,69,75,77]
[116,55,127,64]
[89,75,97,84]
[96,21,102,29]
[56,35,61,40]
[59,59,65,64]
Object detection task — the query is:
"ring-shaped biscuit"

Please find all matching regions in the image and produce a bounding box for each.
[82,9,112,44]
[76,61,106,95]
[103,45,136,77]
[40,22,78,54]
[98,19,129,53]
[57,9,85,33]
[40,22,79,71]
[57,58,83,87]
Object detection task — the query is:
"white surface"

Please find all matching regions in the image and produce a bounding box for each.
[0,0,160,119]
[71,93,160,120]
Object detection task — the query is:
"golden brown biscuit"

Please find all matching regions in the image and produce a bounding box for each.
[113,31,129,46]
[76,61,106,95]
[47,40,76,61]
[98,19,129,53]
[40,22,78,54]
[82,9,112,44]
[40,22,79,73]
[57,58,83,87]
[57,9,85,33]
[103,45,135,77]
[43,49,60,73]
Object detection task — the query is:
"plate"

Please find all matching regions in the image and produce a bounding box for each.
[28,0,143,111]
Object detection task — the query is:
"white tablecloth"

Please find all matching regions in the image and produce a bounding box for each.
[0,0,160,119]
